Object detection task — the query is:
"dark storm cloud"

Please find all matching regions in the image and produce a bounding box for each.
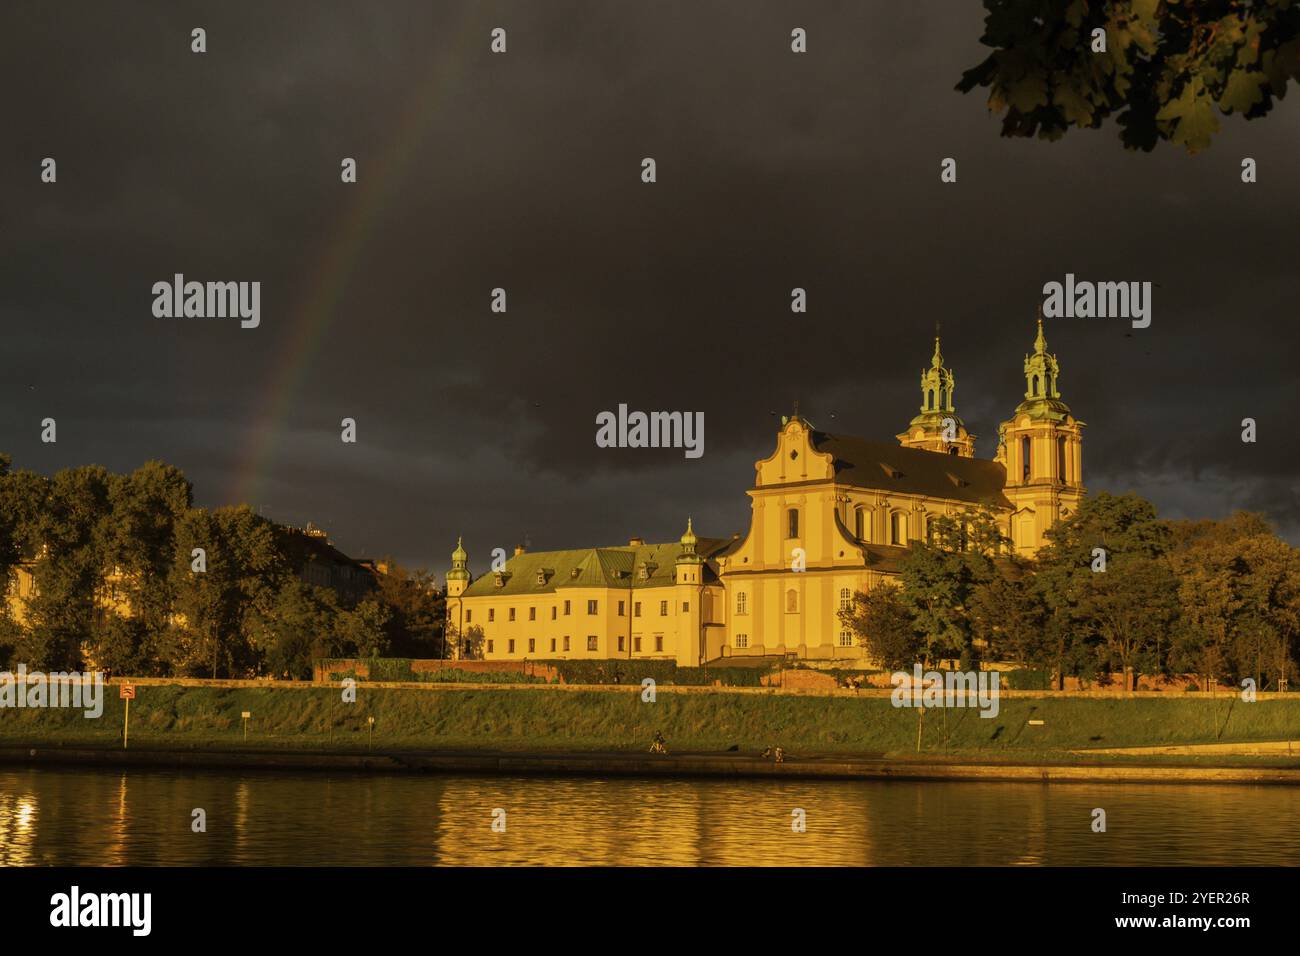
[2,0,1296,572]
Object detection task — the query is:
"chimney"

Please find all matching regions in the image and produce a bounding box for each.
[514,544,526,557]
[628,536,644,547]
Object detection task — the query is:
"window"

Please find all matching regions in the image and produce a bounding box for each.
[508,608,516,622]
[488,608,495,623]
[564,599,571,616]
[939,386,947,408]
[508,639,516,654]
[654,634,663,652]
[787,508,799,538]
[634,636,642,653]
[736,592,748,615]
[854,507,865,541]
[587,600,598,615]
[891,512,904,545]
[563,636,571,652]
[786,589,798,613]
[466,609,472,623]
[927,389,935,410]
[587,635,598,651]
[549,638,556,652]
[1032,375,1040,396]
[529,607,536,621]
[634,602,642,617]
[659,600,668,616]
[1021,436,1031,482]
[839,587,851,612]
[618,635,625,652]
[839,631,854,648]
[1057,435,1067,483]
[926,516,935,546]
[682,601,690,612]
[528,638,535,653]
[735,633,749,649]
[618,600,625,616]
[487,639,494,654]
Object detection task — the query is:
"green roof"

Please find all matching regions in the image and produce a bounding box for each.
[461,538,729,597]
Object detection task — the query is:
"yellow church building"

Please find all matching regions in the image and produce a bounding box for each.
[447,321,1085,666]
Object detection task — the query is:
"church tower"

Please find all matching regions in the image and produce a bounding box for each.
[446,536,471,598]
[896,335,976,457]
[995,319,1085,554]
[673,517,705,667]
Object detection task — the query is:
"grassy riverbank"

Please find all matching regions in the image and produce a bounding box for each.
[2,684,1297,758]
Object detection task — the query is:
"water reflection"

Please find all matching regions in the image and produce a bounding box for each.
[0,767,1297,866]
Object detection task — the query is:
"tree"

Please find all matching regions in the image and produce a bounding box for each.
[958,0,1300,153]
[22,466,114,669]
[1168,513,1300,689]
[1078,552,1180,691]
[170,506,288,678]
[838,584,924,670]
[1035,492,1172,688]
[897,506,1009,667]
[372,559,445,657]
[969,557,1051,669]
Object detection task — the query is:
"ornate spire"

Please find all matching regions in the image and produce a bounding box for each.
[448,535,471,581]
[677,517,702,564]
[1017,315,1071,420]
[898,333,975,456]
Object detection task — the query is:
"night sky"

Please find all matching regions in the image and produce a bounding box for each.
[3,1,1297,573]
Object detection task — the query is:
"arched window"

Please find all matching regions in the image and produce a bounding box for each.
[787,508,799,539]
[854,507,865,541]
[1057,435,1067,483]
[786,589,798,613]
[938,387,947,408]
[736,592,748,615]
[891,512,905,545]
[1021,436,1031,482]
[839,587,851,611]
[925,516,935,546]
[927,389,935,410]
[1032,375,1040,396]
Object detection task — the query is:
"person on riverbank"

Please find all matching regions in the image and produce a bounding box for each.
[650,730,668,755]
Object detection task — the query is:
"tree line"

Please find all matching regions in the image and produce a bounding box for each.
[0,454,446,678]
[839,492,1300,692]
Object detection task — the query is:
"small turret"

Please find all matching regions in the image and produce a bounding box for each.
[446,536,471,597]
[896,334,976,457]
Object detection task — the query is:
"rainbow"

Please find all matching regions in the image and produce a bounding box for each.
[227,12,475,509]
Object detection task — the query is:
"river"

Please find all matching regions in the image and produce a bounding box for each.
[2,766,1297,866]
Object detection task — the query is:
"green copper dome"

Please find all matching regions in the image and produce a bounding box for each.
[448,535,471,581]
[1013,319,1073,422]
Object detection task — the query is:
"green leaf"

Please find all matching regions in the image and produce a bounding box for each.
[1218,68,1268,112]
[1157,81,1221,153]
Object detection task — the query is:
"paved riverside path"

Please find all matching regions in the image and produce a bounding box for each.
[4,744,1300,785]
